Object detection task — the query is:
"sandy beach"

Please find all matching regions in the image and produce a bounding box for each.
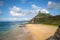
[24,24,58,40]
[1,24,57,40]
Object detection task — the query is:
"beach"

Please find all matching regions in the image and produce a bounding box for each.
[24,24,57,40]
[0,23,58,40]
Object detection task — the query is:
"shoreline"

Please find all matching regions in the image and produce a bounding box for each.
[24,24,57,40]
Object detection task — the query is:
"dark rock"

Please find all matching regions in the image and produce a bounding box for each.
[47,25,60,40]
[19,25,25,27]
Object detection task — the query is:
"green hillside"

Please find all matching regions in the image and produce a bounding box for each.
[31,11,60,26]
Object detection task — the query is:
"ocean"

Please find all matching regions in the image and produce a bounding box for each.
[0,21,28,40]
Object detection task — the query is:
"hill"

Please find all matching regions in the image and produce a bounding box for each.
[30,11,60,26]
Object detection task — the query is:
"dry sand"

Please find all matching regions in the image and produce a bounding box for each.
[24,24,57,40]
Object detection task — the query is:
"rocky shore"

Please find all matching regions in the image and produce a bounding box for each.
[47,26,60,40]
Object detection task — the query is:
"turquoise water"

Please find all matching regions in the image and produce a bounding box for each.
[0,21,28,40]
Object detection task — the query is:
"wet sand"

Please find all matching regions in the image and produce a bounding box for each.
[1,26,24,40]
[24,24,57,40]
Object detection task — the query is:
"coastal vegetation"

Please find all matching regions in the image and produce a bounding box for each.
[30,11,60,26]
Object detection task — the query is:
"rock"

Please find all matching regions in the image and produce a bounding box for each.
[47,25,60,40]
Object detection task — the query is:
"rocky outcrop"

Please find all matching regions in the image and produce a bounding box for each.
[47,26,60,40]
[29,17,40,24]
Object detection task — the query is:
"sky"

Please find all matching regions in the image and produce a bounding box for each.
[0,0,60,21]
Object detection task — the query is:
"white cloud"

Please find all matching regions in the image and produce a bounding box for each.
[17,18,30,21]
[41,9,49,13]
[0,18,30,21]
[10,6,25,16]
[10,6,37,17]
[32,4,49,13]
[47,1,60,10]
[0,18,16,21]
[32,4,41,10]
[8,4,49,21]
[0,10,2,14]
[9,6,37,20]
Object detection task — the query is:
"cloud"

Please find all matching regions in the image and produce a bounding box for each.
[32,4,49,13]
[0,1,3,6]
[10,6,37,17]
[16,18,30,21]
[47,1,60,10]
[0,18,30,21]
[41,9,49,13]
[10,6,25,16]
[32,4,41,10]
[0,10,2,15]
[8,4,49,21]
[0,18,16,21]
[9,5,40,21]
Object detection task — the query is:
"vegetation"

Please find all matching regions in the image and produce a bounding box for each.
[34,11,60,26]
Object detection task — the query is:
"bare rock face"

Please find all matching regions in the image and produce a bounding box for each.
[47,26,60,40]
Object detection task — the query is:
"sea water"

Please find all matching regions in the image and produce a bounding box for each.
[0,21,28,40]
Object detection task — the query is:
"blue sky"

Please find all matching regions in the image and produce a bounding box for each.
[0,0,60,21]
